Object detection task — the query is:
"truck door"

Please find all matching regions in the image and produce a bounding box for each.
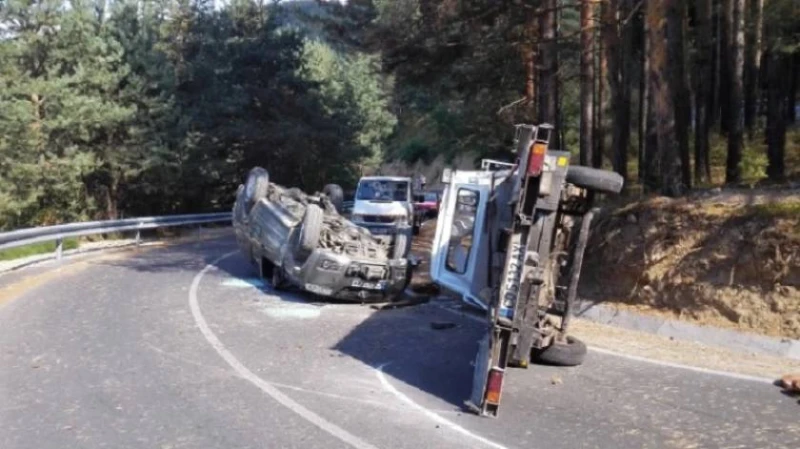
[430,172,491,310]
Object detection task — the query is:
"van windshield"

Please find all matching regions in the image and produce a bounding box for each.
[357,180,409,202]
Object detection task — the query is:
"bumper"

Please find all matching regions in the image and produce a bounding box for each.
[290,249,410,301]
[352,221,411,237]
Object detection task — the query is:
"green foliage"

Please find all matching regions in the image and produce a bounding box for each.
[0,0,396,230]
[0,238,79,261]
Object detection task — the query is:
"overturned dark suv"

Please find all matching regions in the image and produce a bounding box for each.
[232,167,412,301]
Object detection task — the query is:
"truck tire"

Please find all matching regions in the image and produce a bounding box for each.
[531,336,587,367]
[566,166,624,195]
[244,167,270,206]
[299,204,323,253]
[323,184,344,213]
[392,231,410,259]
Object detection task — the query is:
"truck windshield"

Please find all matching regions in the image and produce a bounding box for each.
[356,180,409,201]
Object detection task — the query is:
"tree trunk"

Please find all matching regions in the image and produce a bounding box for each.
[538,0,560,149]
[743,0,763,138]
[710,0,721,129]
[609,0,632,183]
[668,0,691,190]
[694,0,713,184]
[766,51,787,180]
[595,3,606,169]
[580,0,595,166]
[726,0,745,184]
[787,53,798,123]
[646,0,682,195]
[639,9,649,185]
[522,9,538,119]
[719,0,733,135]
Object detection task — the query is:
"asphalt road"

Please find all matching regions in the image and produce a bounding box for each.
[1,235,799,449]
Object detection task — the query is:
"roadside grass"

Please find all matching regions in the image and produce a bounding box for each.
[746,201,800,219]
[0,238,80,261]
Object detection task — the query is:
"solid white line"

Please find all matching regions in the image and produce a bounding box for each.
[189,251,379,449]
[587,346,775,384]
[376,363,509,449]
[429,303,776,384]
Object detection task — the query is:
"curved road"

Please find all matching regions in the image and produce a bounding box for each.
[1,236,798,449]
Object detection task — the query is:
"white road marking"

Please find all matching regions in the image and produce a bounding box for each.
[189,252,379,449]
[376,363,509,449]
[587,346,775,384]
[430,302,777,384]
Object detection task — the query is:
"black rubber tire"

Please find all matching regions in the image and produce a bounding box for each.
[531,336,587,367]
[566,166,624,194]
[244,167,270,205]
[323,184,344,213]
[299,204,323,253]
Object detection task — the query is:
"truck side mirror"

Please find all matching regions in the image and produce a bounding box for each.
[442,168,452,183]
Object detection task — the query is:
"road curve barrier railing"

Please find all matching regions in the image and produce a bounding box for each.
[0,212,233,260]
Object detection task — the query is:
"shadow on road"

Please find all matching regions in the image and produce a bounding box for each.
[332,301,485,411]
[99,230,485,410]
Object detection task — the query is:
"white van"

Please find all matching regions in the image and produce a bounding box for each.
[350,176,414,258]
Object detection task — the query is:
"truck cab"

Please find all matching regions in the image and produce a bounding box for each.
[430,124,624,417]
[350,176,414,258]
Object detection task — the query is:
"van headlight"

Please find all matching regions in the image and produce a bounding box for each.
[390,213,408,223]
[350,214,365,222]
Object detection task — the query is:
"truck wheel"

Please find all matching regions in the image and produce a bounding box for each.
[244,167,270,206]
[392,232,409,259]
[323,184,344,213]
[299,204,323,253]
[531,336,587,367]
[566,166,624,195]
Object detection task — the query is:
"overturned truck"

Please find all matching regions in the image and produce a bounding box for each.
[430,124,624,417]
[233,168,412,301]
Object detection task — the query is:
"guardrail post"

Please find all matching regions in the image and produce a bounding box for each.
[55,237,63,260]
[136,222,143,246]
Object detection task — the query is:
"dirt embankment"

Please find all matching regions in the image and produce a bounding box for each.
[581,189,800,339]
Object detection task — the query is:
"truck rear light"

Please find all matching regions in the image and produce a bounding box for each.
[526,142,547,177]
[484,367,505,405]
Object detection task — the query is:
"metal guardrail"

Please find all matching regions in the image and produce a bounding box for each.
[0,212,232,260]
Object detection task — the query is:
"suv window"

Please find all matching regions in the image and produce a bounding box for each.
[446,189,479,274]
[356,180,409,202]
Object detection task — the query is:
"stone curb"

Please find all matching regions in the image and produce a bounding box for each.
[575,300,800,361]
